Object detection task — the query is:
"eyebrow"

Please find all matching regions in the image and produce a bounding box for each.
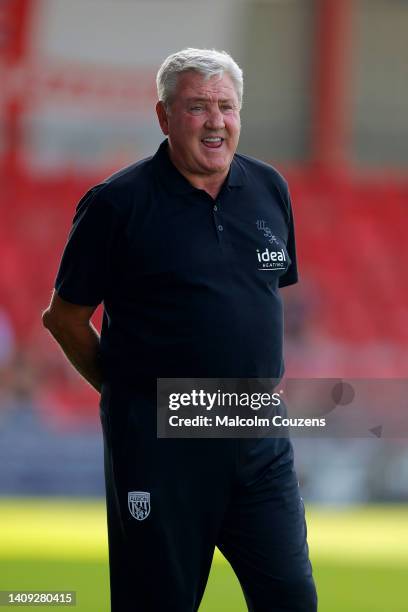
[186,97,236,104]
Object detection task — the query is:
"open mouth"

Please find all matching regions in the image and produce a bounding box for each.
[201,137,224,149]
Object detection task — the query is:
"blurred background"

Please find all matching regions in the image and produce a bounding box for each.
[0,0,407,610]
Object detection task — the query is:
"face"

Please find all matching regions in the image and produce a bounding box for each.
[156,70,241,180]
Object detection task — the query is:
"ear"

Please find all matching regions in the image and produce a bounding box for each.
[156,101,169,135]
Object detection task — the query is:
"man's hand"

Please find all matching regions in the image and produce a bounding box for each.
[42,291,103,393]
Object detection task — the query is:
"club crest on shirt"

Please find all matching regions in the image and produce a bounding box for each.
[256,219,279,245]
[128,491,150,521]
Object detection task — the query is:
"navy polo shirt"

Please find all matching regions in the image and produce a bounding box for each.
[55,139,298,383]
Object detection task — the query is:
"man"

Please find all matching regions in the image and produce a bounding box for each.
[43,48,317,612]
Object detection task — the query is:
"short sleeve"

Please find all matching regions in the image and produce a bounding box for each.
[55,186,120,306]
[278,182,299,288]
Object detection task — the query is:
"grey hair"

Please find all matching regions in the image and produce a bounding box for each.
[156,47,243,109]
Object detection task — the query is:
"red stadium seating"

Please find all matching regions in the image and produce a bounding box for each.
[1,167,407,419]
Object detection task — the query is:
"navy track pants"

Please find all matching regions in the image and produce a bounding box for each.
[100,385,317,612]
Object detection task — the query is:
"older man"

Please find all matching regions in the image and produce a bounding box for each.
[43,48,317,612]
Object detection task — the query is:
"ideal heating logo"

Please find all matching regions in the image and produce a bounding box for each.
[256,248,286,270]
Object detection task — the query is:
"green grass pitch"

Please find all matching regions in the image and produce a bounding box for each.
[0,500,407,611]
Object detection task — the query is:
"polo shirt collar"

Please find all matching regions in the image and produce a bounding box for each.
[153,139,244,195]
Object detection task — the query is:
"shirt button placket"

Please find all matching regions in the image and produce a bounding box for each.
[213,201,224,238]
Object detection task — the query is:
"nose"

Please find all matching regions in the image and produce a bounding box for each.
[205,105,225,130]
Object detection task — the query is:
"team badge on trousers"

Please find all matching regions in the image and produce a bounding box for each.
[128,491,150,520]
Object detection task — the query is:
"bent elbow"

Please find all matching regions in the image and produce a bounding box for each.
[42,309,51,330]
[42,309,60,336]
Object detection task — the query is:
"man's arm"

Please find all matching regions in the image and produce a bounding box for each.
[42,291,103,393]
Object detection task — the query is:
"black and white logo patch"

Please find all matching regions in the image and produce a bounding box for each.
[255,220,288,271]
[128,491,150,521]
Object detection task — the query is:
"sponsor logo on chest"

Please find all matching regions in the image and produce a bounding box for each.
[256,248,286,270]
